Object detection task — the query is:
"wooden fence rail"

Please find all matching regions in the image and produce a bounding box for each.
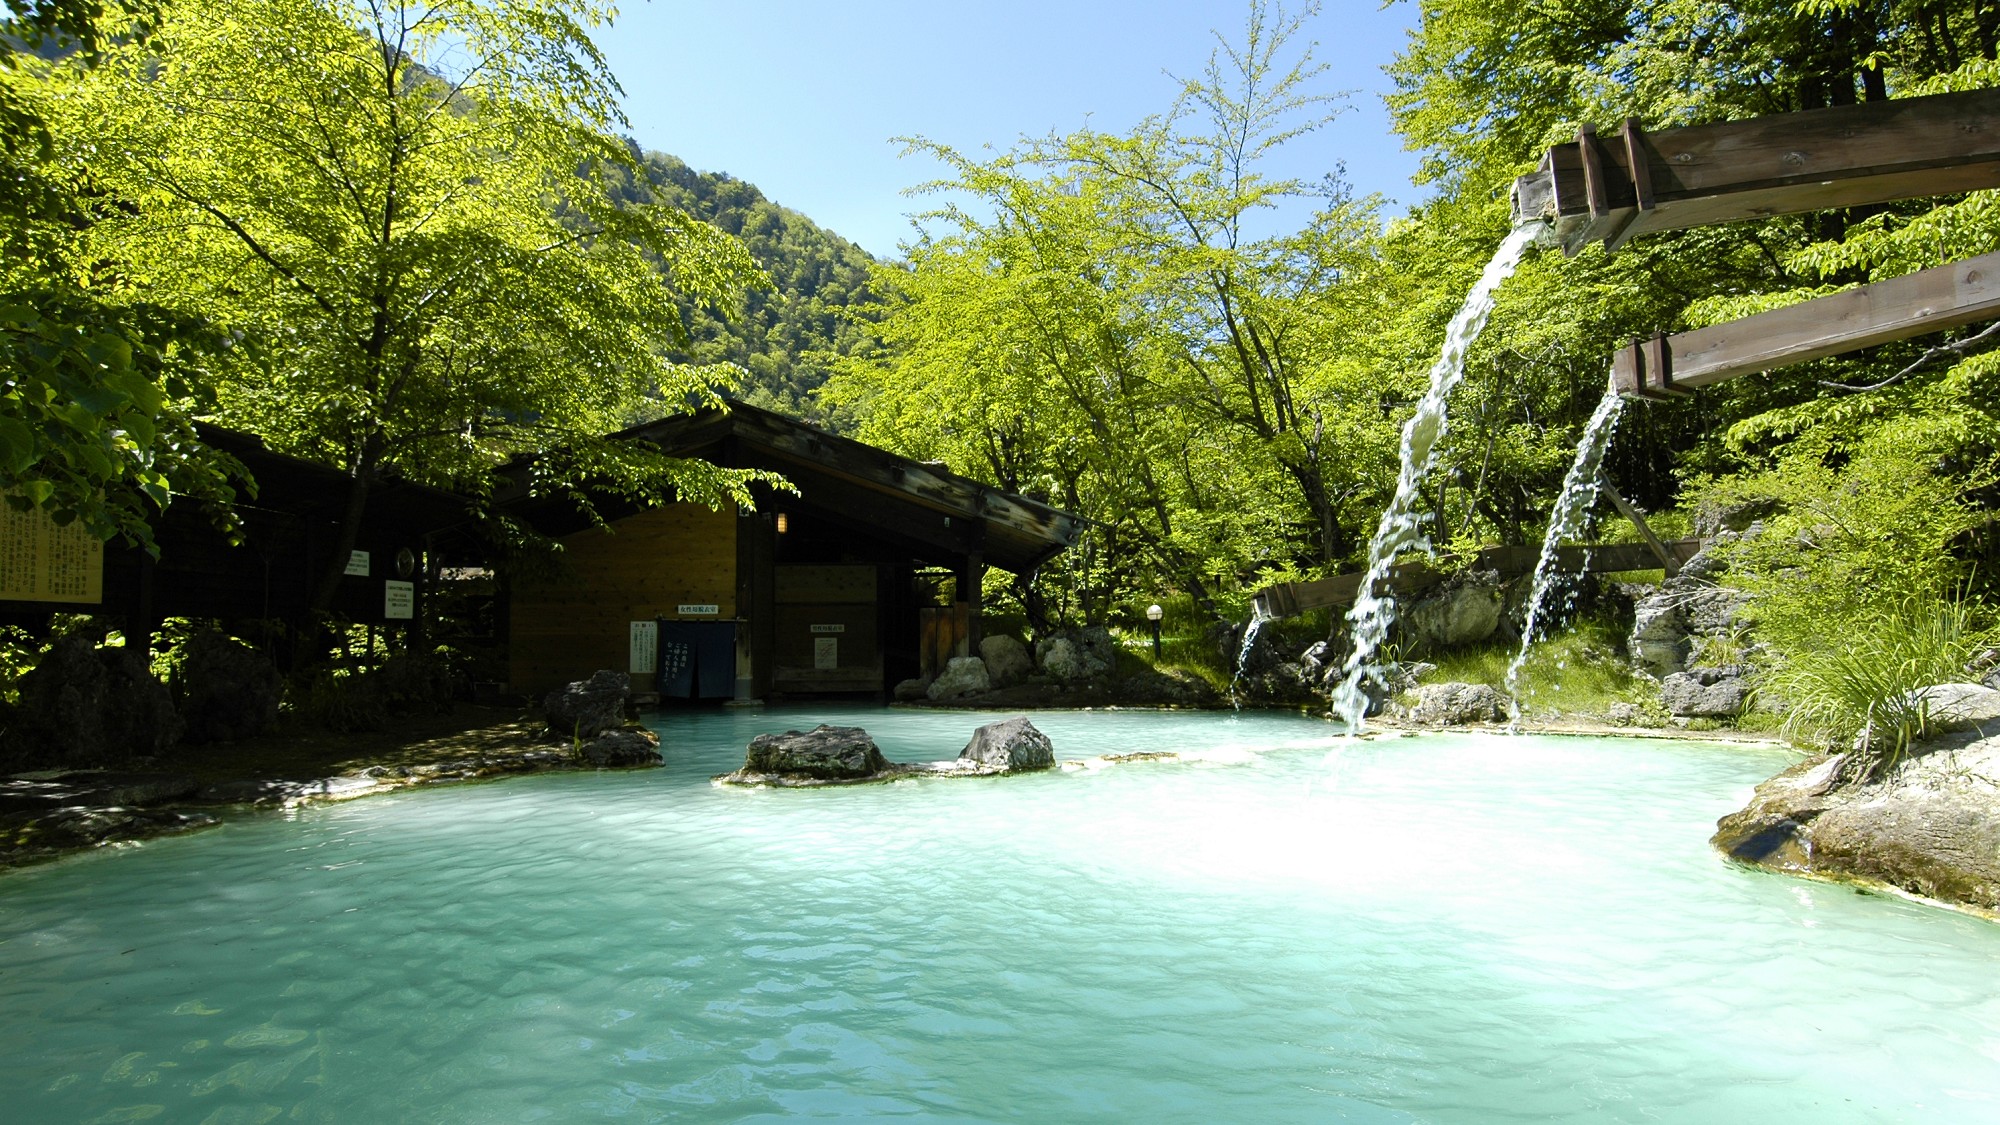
[1251,539,1703,621]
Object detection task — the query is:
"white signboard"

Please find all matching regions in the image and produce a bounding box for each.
[676,603,720,616]
[813,637,839,670]
[629,620,659,674]
[810,623,846,634]
[345,550,371,577]
[383,580,414,620]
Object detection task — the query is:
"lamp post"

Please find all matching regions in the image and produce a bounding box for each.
[1146,604,1163,660]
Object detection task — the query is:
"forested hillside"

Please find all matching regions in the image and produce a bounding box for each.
[606,150,885,424]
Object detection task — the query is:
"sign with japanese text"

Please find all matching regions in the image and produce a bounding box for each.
[383,580,414,619]
[0,499,103,604]
[629,620,658,674]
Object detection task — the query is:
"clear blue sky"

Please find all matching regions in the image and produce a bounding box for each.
[594,1,1425,259]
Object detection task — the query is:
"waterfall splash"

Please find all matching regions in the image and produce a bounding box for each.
[1228,602,1274,709]
[1502,387,1626,729]
[1329,226,1539,733]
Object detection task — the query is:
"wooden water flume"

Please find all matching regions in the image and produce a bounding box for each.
[1509,86,2000,400]
[1612,248,2000,398]
[1512,87,2000,257]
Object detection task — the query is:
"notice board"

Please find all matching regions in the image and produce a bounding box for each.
[0,499,103,604]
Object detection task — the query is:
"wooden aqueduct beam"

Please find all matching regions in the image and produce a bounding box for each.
[1511,87,2000,256]
[1612,249,2000,399]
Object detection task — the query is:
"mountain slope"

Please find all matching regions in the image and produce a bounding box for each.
[607,147,887,425]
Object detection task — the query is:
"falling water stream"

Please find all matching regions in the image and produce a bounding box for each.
[1503,387,1627,728]
[1227,603,1273,707]
[1328,226,1540,731]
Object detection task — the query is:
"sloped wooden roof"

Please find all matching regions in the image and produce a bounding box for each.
[500,401,1080,574]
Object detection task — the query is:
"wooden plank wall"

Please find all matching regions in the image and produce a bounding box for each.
[772,565,881,693]
[509,503,736,697]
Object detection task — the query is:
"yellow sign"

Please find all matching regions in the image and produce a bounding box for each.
[0,498,105,604]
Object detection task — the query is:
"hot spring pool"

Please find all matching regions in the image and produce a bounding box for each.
[2,707,1997,1123]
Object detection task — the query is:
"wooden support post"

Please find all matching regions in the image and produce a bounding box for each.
[961,550,984,654]
[1514,87,2000,254]
[130,551,156,659]
[1611,248,2000,397]
[1602,485,1680,577]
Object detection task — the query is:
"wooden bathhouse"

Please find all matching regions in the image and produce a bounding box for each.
[501,401,1080,702]
[0,424,474,657]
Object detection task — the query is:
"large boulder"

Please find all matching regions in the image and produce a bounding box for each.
[1912,682,2000,734]
[1406,681,1509,726]
[575,728,663,768]
[1629,592,1690,678]
[3,633,181,771]
[1714,726,2000,911]
[1239,661,1320,705]
[979,635,1034,687]
[1694,495,1781,538]
[1402,570,1505,652]
[892,676,933,703]
[958,717,1055,773]
[1683,586,1753,636]
[174,630,282,745]
[1036,632,1113,685]
[743,725,888,780]
[1626,534,1759,681]
[543,669,628,740]
[927,656,992,701]
[1660,665,1755,718]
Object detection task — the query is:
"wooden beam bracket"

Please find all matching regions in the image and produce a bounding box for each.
[1605,118,1655,252]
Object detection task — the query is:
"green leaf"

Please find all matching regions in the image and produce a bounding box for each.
[0,419,35,473]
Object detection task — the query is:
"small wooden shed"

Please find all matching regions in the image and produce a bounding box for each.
[501,402,1080,701]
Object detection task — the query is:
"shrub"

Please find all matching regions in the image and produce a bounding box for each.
[298,669,388,733]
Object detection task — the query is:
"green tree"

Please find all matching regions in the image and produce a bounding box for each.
[825,1,1383,628]
[41,0,770,607]
[2,0,244,550]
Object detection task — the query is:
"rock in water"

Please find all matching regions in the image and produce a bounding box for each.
[927,656,991,702]
[744,725,888,780]
[1714,727,2000,911]
[892,677,933,703]
[175,630,282,744]
[1407,682,1508,725]
[959,717,1055,773]
[544,669,628,740]
[979,635,1034,687]
[576,728,663,768]
[1660,665,1754,717]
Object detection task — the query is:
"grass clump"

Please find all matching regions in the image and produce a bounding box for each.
[1765,590,1990,767]
[1426,619,1656,721]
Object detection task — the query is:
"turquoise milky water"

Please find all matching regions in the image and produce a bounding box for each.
[2,707,1999,1123]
